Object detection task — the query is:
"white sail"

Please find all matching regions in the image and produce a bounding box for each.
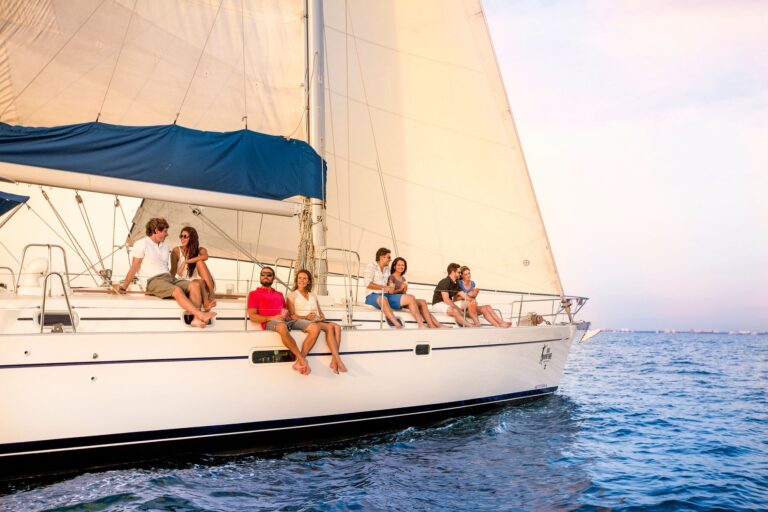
[128,199,298,265]
[0,0,311,214]
[0,0,306,134]
[0,0,563,296]
[321,0,563,295]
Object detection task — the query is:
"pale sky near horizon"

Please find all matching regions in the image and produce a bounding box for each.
[484,1,767,331]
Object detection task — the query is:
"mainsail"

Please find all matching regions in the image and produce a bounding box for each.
[0,0,564,296]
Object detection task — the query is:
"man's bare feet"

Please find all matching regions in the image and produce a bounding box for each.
[197,310,217,324]
[190,318,207,328]
[203,299,217,310]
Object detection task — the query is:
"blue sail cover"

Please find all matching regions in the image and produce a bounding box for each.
[0,122,325,201]
[0,190,29,216]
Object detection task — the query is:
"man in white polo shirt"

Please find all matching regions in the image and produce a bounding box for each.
[114,218,215,328]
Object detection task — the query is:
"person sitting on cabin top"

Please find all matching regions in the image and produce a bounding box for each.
[247,266,314,375]
[457,265,512,327]
[431,262,475,327]
[363,247,427,328]
[171,226,216,310]
[114,217,216,328]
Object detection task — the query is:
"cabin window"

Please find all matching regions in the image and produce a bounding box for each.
[36,311,78,327]
[251,350,296,364]
[414,344,430,356]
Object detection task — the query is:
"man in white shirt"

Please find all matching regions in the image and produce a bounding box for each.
[114,218,215,328]
[363,247,409,328]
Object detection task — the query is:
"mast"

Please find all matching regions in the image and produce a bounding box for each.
[307,0,328,294]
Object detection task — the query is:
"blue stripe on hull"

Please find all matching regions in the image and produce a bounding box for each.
[0,338,564,370]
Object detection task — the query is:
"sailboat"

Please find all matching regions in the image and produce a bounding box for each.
[0,0,588,478]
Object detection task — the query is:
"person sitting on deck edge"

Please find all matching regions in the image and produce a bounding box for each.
[247,266,315,375]
[114,217,216,328]
[432,262,474,327]
[363,247,404,328]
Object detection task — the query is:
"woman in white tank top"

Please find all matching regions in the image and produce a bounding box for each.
[170,226,216,309]
[287,270,347,374]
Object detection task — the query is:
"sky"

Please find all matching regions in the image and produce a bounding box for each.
[0,1,765,332]
[483,0,767,331]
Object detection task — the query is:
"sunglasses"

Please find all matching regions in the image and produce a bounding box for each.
[260,272,274,277]
[180,234,189,239]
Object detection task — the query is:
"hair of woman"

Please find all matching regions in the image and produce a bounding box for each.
[180,226,200,277]
[390,257,408,276]
[293,269,313,292]
[459,265,470,277]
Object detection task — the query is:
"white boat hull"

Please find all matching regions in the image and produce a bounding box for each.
[0,319,576,478]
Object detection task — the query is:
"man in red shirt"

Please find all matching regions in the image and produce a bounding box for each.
[247,267,315,375]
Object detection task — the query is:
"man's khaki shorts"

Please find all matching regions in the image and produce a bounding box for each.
[146,273,190,299]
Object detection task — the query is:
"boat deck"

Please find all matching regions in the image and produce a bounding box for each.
[0,287,475,335]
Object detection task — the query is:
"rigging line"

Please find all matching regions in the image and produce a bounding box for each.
[246,212,264,293]
[240,0,247,129]
[96,0,137,122]
[70,243,127,280]
[0,0,108,121]
[287,52,317,140]
[235,210,242,293]
[115,196,132,268]
[75,191,106,273]
[192,208,289,290]
[346,7,398,256]
[34,192,99,286]
[25,204,78,254]
[0,241,19,264]
[174,0,224,124]
[116,197,131,231]
[321,2,353,308]
[110,196,117,273]
[344,0,352,274]
[40,189,99,284]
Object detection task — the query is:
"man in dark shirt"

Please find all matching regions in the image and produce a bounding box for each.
[431,263,475,327]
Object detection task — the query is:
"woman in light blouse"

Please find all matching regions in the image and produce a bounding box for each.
[287,269,347,373]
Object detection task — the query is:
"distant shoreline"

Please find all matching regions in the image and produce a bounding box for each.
[598,329,767,336]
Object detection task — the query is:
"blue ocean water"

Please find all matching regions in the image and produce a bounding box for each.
[2,332,766,511]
